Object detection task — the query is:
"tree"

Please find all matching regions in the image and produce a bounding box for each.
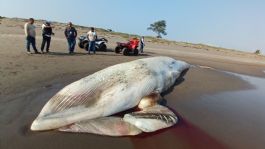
[147,20,167,38]
[254,49,261,55]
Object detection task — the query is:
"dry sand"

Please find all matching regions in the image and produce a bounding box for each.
[0,18,265,149]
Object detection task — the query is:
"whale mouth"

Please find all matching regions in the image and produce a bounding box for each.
[180,68,190,78]
[31,103,178,136]
[57,104,178,136]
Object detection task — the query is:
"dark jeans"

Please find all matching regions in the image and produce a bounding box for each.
[26,36,38,52]
[67,38,76,53]
[88,41,96,54]
[140,44,144,53]
[41,36,51,52]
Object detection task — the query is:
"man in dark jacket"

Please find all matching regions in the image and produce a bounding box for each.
[64,22,77,54]
[41,21,54,53]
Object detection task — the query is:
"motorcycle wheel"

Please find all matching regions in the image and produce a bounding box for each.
[78,42,84,49]
[115,46,121,53]
[123,48,129,56]
[84,42,89,50]
[100,44,107,52]
[134,49,139,56]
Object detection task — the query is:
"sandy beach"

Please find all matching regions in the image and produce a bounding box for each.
[1,18,265,149]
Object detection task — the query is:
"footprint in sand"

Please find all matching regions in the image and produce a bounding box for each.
[15,64,22,67]
[32,66,38,70]
[43,84,53,88]
[9,71,19,75]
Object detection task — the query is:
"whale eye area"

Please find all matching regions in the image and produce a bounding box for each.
[169,61,175,69]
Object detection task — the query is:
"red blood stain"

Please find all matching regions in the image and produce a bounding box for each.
[130,111,228,149]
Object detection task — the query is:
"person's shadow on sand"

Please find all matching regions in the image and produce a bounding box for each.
[45,51,151,57]
[47,51,87,56]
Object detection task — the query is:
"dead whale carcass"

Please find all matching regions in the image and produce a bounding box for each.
[31,56,190,136]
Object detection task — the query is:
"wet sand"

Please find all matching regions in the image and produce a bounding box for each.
[174,72,265,149]
[1,18,265,149]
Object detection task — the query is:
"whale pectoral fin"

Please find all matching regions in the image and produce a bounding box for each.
[58,117,142,136]
[123,104,178,132]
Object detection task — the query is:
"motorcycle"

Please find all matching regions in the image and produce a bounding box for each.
[78,35,108,52]
[115,38,139,56]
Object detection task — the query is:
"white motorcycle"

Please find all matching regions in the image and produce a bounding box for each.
[78,35,108,52]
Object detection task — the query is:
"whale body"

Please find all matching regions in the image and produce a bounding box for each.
[31,56,190,136]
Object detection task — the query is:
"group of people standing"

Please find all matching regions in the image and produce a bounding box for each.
[63,22,98,54]
[24,18,54,54]
[24,18,97,54]
[24,18,145,55]
[64,23,97,54]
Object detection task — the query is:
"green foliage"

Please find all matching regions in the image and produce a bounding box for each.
[147,20,167,38]
[254,49,261,55]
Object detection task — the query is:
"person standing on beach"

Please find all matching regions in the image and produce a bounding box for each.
[64,22,77,54]
[140,36,145,53]
[41,21,54,53]
[87,27,97,54]
[24,18,40,54]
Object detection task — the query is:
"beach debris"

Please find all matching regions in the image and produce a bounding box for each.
[31,57,190,136]
[198,65,215,70]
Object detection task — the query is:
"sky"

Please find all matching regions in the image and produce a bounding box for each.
[0,0,264,52]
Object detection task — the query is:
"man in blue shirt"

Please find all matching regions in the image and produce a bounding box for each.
[64,22,77,54]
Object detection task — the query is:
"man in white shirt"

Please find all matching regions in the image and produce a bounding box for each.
[24,18,40,54]
[87,27,97,54]
[140,36,145,53]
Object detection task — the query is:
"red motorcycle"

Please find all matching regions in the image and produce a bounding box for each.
[115,38,139,56]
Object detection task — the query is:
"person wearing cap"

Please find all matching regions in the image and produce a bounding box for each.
[41,21,54,53]
[87,27,97,54]
[24,18,40,54]
[64,22,77,54]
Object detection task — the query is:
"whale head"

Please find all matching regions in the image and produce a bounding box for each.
[142,57,190,92]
